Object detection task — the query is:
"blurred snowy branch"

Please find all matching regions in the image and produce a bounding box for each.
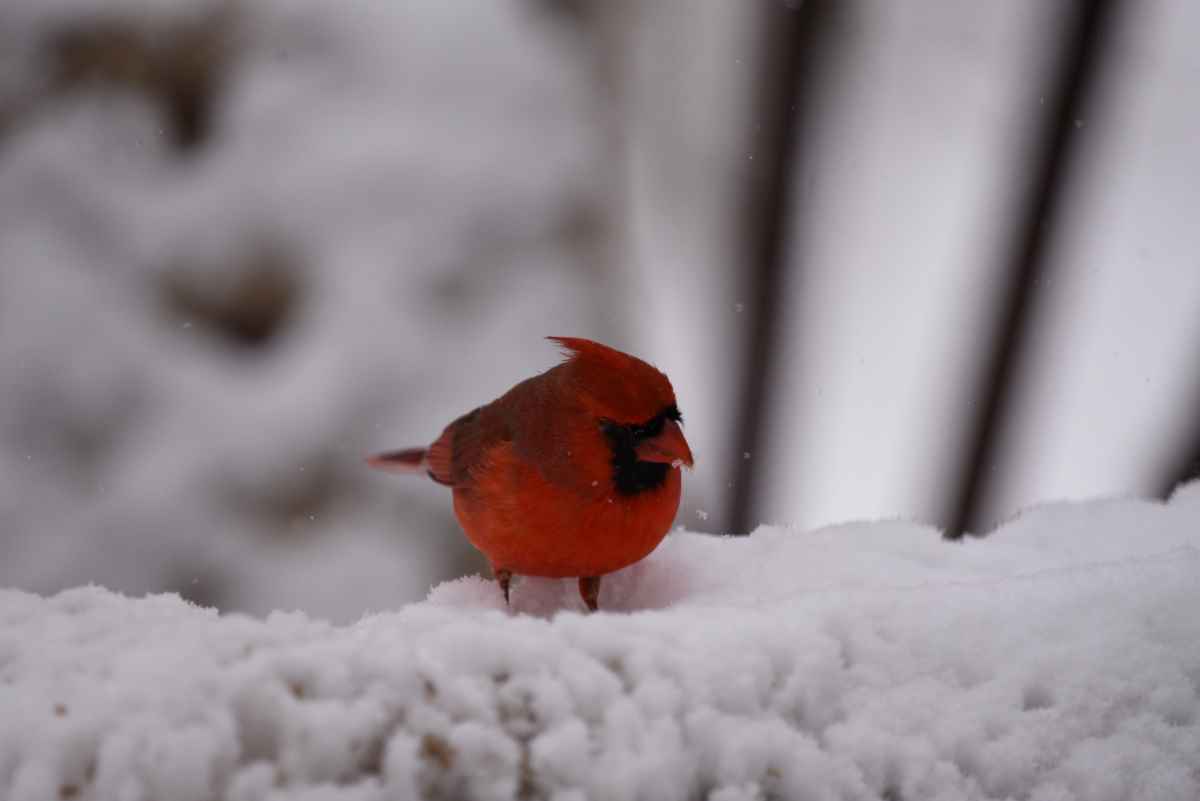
[0,0,604,619]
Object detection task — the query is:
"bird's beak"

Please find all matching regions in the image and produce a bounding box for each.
[635,418,694,469]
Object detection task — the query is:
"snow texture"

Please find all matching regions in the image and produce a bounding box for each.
[3,484,1200,801]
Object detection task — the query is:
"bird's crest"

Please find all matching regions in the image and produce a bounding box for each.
[548,336,677,424]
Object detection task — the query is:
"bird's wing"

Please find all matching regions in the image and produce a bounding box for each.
[428,371,571,490]
[426,402,516,488]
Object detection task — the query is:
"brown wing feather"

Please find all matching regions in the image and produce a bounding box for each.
[430,369,579,489]
[427,409,473,486]
[425,428,455,485]
[427,404,513,488]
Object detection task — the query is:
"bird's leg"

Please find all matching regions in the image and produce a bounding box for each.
[578,576,601,612]
[494,568,513,606]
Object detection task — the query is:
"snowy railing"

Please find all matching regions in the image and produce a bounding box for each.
[3,483,1199,801]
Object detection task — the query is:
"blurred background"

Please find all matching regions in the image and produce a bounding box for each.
[1,0,1197,622]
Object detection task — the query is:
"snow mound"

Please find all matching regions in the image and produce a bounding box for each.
[2,487,1200,801]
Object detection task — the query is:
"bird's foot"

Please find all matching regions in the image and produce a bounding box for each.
[578,576,601,612]
[494,568,513,607]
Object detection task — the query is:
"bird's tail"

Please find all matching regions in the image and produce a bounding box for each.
[365,448,428,475]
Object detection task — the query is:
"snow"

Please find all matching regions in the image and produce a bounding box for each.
[4,484,1199,801]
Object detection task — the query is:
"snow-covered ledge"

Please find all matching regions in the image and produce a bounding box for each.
[3,485,1199,801]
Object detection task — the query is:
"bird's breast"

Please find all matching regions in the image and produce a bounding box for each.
[452,446,682,578]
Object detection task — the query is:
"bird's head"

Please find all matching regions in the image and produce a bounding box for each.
[549,337,694,476]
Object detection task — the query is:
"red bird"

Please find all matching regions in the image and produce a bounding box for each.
[367,337,693,611]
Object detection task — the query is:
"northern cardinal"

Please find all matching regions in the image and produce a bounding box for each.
[367,337,693,611]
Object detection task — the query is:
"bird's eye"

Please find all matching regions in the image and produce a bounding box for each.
[635,415,665,441]
[602,407,679,444]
